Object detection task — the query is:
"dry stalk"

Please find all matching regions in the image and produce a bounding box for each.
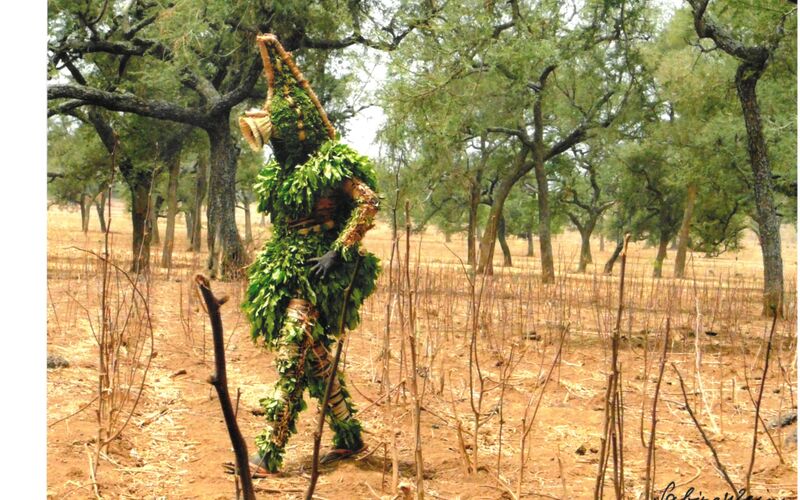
[496,342,521,480]
[404,201,425,499]
[517,325,568,499]
[672,363,738,495]
[744,309,779,496]
[595,233,629,499]
[644,318,670,500]
[689,254,719,435]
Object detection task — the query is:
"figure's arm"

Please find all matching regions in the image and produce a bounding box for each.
[333,177,379,255]
[309,176,378,278]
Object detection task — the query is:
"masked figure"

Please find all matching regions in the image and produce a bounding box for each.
[236,34,380,475]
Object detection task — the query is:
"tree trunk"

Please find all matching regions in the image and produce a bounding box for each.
[533,153,555,283]
[604,239,623,275]
[80,195,91,233]
[669,237,678,250]
[130,178,153,274]
[526,228,534,257]
[150,195,161,245]
[577,226,595,273]
[599,233,605,252]
[206,120,245,278]
[498,215,512,267]
[674,183,698,279]
[243,196,253,246]
[477,182,514,275]
[467,181,480,267]
[736,64,784,316]
[653,234,670,278]
[185,210,194,242]
[95,191,107,233]
[160,148,182,268]
[191,152,208,252]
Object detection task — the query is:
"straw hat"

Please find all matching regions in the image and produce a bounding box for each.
[239,109,273,152]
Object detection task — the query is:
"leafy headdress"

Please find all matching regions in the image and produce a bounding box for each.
[239,34,336,168]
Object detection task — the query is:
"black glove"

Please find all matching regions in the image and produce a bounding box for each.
[308,249,340,279]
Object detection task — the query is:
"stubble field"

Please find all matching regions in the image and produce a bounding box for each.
[47,202,798,499]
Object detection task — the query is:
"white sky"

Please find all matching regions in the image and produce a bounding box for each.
[340,52,388,160]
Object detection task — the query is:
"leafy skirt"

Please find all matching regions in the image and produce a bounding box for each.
[244,226,380,349]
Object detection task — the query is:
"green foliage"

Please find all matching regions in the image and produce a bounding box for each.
[48,118,113,207]
[245,139,380,345]
[254,141,377,219]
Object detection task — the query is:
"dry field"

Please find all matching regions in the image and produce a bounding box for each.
[47,201,798,499]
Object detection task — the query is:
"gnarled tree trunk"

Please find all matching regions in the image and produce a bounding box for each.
[687,0,786,316]
[467,180,480,267]
[185,210,194,242]
[577,224,595,273]
[150,194,161,245]
[80,195,91,233]
[130,177,153,274]
[498,215,512,267]
[206,120,245,278]
[533,152,554,283]
[477,189,510,276]
[95,191,107,233]
[653,234,670,278]
[674,183,697,278]
[736,64,784,316]
[604,238,623,275]
[160,147,182,268]
[477,150,529,275]
[242,194,253,246]
[191,152,208,252]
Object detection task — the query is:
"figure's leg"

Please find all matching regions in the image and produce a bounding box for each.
[254,298,318,472]
[308,338,364,454]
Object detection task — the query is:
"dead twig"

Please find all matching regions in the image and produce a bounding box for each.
[744,310,779,495]
[644,318,670,500]
[195,274,255,500]
[673,363,738,495]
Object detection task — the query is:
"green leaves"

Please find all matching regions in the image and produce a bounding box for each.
[253,140,377,219]
[244,139,380,345]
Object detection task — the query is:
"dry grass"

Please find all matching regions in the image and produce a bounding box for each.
[47,201,797,499]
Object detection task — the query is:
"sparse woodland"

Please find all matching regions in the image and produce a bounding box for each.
[47,1,797,499]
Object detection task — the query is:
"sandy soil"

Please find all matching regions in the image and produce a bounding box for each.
[47,202,797,499]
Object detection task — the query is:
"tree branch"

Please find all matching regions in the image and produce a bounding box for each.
[48,84,207,127]
[686,0,770,66]
[213,55,264,114]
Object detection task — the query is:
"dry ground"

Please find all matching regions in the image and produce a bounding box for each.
[47,201,798,499]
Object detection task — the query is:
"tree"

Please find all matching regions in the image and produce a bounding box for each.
[686,0,796,315]
[381,0,649,281]
[235,145,264,248]
[158,126,194,269]
[554,147,616,272]
[48,0,437,277]
[48,119,112,232]
[617,145,684,278]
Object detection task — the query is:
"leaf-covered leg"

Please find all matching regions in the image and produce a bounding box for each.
[308,339,364,452]
[255,299,318,472]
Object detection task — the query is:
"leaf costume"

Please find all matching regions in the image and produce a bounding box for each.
[238,34,380,473]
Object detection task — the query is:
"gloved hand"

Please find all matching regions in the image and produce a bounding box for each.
[308,249,340,279]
